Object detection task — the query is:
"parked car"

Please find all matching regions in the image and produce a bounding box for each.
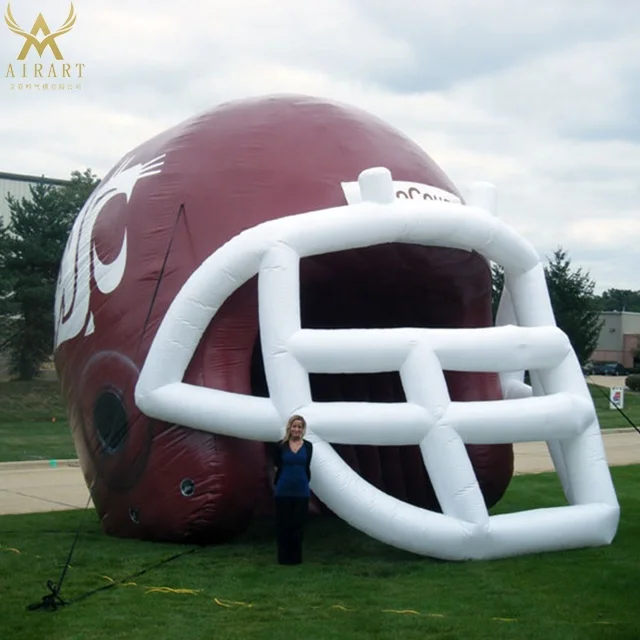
[602,363,628,376]
[590,362,609,374]
[589,362,627,376]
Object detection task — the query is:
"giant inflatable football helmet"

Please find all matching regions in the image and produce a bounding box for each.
[54,94,619,560]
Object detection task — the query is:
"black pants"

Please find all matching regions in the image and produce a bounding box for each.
[275,496,309,565]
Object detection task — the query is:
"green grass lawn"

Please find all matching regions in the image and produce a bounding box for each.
[0,466,639,639]
[0,379,75,462]
[0,378,638,463]
[587,381,640,429]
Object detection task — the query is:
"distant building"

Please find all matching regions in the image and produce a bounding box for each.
[591,311,640,369]
[0,171,70,228]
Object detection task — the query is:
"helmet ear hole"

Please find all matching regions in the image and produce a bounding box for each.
[93,387,129,454]
[78,350,155,492]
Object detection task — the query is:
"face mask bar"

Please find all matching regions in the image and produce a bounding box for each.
[135,167,619,561]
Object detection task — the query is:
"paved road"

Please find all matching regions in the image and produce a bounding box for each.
[0,460,91,515]
[585,374,631,389]
[512,428,639,474]
[0,429,638,516]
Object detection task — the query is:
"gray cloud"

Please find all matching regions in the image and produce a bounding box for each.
[1,0,638,293]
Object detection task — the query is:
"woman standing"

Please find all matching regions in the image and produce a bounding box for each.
[273,415,313,565]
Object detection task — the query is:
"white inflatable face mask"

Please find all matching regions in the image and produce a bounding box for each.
[135,167,619,561]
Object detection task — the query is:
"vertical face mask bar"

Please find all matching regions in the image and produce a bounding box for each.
[507,265,617,508]
[258,243,311,418]
[496,273,573,497]
[136,166,620,561]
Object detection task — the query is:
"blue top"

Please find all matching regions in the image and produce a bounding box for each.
[274,445,310,498]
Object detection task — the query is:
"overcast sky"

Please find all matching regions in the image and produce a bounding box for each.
[2,0,639,294]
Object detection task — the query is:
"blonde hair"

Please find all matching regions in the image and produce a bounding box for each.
[281,414,306,443]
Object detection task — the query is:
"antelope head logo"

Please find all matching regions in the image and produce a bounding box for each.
[5,3,76,60]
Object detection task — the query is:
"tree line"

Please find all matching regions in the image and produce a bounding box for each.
[0,172,638,379]
[0,170,99,379]
[492,252,640,368]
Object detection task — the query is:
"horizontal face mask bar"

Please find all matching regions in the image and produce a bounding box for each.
[295,392,595,446]
[288,325,571,373]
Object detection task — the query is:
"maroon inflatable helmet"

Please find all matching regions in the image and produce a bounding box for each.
[53,94,513,543]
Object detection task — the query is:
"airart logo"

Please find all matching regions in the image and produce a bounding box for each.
[4,2,86,91]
